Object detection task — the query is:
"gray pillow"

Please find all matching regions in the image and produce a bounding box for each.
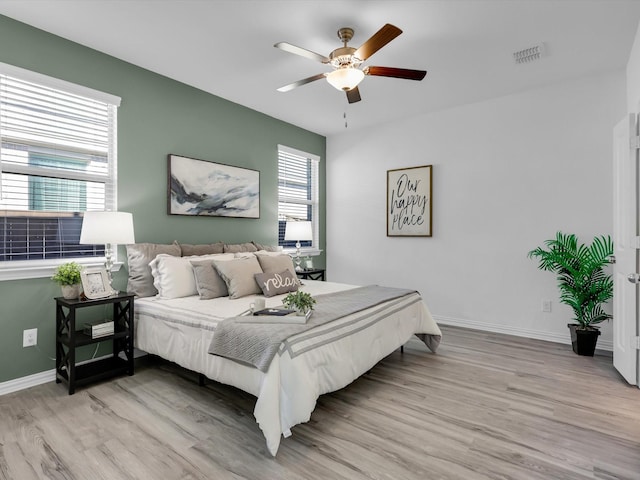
[223,242,258,253]
[126,243,181,297]
[252,241,280,252]
[213,256,263,299]
[179,242,224,256]
[190,260,228,299]
[254,270,299,297]
[255,254,299,283]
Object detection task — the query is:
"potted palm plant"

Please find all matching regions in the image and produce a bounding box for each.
[528,232,613,356]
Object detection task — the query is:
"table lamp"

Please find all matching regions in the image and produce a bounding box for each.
[284,220,312,271]
[80,211,135,284]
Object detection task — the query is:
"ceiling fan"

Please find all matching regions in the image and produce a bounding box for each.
[274,24,427,104]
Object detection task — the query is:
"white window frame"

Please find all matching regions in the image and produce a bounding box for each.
[0,63,121,281]
[277,144,321,256]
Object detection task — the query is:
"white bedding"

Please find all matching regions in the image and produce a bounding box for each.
[134,280,441,455]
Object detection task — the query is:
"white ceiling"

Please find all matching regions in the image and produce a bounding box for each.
[1,0,640,136]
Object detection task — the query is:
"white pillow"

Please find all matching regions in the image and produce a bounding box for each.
[149,253,234,299]
[234,252,256,258]
[254,250,285,257]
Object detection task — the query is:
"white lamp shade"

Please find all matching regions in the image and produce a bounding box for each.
[284,221,313,241]
[80,211,135,245]
[326,68,365,91]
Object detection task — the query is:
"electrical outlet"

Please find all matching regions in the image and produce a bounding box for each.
[23,328,37,347]
[542,300,552,313]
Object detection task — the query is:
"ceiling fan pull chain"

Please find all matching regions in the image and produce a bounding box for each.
[344,111,348,128]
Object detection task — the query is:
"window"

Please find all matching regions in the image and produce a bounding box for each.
[277,145,320,251]
[0,63,121,279]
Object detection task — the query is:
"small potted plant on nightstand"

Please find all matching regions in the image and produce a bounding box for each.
[52,262,83,299]
[283,291,316,316]
[528,232,613,356]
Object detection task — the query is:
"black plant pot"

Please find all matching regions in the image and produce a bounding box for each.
[567,324,601,356]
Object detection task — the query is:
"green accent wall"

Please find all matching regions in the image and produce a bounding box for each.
[0,15,326,384]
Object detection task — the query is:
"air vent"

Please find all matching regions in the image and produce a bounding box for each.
[513,43,545,64]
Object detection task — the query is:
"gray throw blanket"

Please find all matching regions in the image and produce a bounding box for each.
[208,285,432,372]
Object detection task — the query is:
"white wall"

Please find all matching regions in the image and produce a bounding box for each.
[327,71,625,348]
[627,21,640,111]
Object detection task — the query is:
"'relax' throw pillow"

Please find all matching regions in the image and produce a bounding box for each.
[254,270,299,297]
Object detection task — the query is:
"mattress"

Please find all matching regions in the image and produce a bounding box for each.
[134,280,441,455]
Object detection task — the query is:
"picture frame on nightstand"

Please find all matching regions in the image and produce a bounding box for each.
[80,268,117,299]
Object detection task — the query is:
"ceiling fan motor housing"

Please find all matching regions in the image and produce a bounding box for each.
[329,47,362,68]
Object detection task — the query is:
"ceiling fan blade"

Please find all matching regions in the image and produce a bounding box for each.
[346,87,361,104]
[364,66,427,81]
[274,42,330,64]
[353,24,402,61]
[277,73,327,93]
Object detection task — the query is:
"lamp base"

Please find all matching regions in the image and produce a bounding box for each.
[104,243,114,286]
[294,241,303,271]
[101,244,118,296]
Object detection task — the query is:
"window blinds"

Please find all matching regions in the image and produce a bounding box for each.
[0,65,119,262]
[277,145,319,248]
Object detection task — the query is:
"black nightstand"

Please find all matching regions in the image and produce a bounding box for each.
[296,268,326,281]
[55,292,134,395]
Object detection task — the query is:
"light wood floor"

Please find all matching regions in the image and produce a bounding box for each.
[1,325,639,480]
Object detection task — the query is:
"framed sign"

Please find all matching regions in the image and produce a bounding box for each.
[81,268,117,299]
[168,154,260,218]
[387,165,432,237]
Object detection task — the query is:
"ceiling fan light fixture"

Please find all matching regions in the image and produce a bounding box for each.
[326,68,365,92]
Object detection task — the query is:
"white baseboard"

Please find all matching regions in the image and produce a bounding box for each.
[0,350,148,397]
[0,369,55,396]
[434,315,613,352]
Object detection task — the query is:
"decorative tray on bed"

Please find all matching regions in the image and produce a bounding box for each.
[234,308,312,324]
[253,308,296,316]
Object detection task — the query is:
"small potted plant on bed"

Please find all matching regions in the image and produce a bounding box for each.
[51,262,84,299]
[283,291,316,316]
[528,232,613,356]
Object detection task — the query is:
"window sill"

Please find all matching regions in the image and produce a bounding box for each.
[0,258,124,282]
[281,248,323,257]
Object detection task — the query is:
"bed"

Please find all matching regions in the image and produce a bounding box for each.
[128,242,442,456]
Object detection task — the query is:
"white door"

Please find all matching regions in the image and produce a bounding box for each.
[613,114,638,385]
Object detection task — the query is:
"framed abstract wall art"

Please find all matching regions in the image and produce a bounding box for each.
[387,165,432,237]
[168,154,260,218]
